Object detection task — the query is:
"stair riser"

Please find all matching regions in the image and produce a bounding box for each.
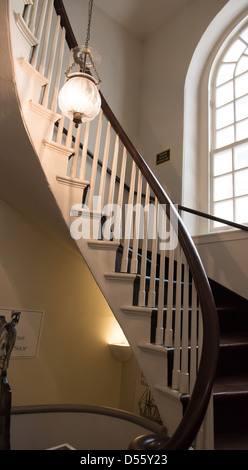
[217,346,248,377]
[133,277,192,308]
[214,395,248,433]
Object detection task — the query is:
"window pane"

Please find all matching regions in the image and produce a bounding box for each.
[216,63,235,85]
[213,174,233,201]
[213,200,233,228]
[235,196,248,223]
[216,102,234,129]
[234,142,248,170]
[235,94,248,121]
[223,39,246,62]
[234,169,248,196]
[235,72,248,98]
[213,149,232,176]
[236,119,248,140]
[216,125,234,148]
[240,27,248,44]
[216,81,234,107]
[235,55,248,76]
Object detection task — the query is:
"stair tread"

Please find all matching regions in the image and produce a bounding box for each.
[214,373,248,395]
[220,331,248,347]
[215,430,248,450]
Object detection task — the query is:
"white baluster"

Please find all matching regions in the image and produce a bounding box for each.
[107,134,119,207]
[70,124,82,179]
[164,225,175,347]
[31,0,48,68]
[121,160,136,273]
[148,197,158,308]
[130,169,142,274]
[179,254,190,394]
[38,0,53,76]
[56,114,65,145]
[29,0,38,34]
[189,281,198,394]
[97,121,111,212]
[88,110,103,211]
[114,147,127,242]
[23,4,32,25]
[51,26,66,112]
[156,245,166,346]
[156,203,168,345]
[42,14,60,108]
[79,121,90,181]
[66,119,73,148]
[138,182,150,306]
[172,244,182,390]
[198,305,203,367]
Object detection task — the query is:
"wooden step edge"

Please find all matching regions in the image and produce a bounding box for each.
[56,176,90,190]
[104,272,137,283]
[219,337,248,348]
[213,389,248,399]
[88,240,121,251]
[138,343,171,356]
[214,374,248,397]
[23,100,61,123]
[43,140,74,158]
[17,57,48,86]
[154,384,182,403]
[15,14,39,47]
[121,306,152,317]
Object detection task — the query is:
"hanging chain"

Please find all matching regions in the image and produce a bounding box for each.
[85,0,101,84]
[85,0,94,49]
[64,0,101,84]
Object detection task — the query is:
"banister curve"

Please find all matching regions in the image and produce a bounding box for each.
[53,0,219,450]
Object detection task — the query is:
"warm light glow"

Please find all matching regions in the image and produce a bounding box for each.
[105,320,129,347]
[58,73,101,125]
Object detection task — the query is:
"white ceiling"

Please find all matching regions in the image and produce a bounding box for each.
[94,0,192,40]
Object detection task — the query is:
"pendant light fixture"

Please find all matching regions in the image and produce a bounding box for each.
[58,0,101,127]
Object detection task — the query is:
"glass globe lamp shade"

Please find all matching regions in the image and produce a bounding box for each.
[58,73,101,126]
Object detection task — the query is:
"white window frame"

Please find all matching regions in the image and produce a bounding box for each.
[210,22,248,231]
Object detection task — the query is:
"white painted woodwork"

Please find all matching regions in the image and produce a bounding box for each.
[29,0,38,34]
[38,0,53,76]
[88,110,103,210]
[114,147,127,242]
[138,182,150,307]
[147,197,158,308]
[30,0,48,69]
[130,169,142,274]
[121,160,136,273]
[41,14,61,108]
[79,121,90,181]
[7,0,213,448]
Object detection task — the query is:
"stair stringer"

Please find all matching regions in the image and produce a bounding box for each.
[38,147,185,435]
[5,0,186,441]
[45,163,185,435]
[71,236,184,437]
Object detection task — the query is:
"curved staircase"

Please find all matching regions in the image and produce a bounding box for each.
[3,0,247,450]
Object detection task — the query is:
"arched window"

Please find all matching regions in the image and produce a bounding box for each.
[210,23,248,229]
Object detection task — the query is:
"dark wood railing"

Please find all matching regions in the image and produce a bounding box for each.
[179,205,248,232]
[53,0,219,450]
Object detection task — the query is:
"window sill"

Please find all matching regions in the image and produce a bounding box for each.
[193,228,248,246]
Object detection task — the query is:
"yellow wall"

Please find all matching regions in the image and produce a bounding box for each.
[0,199,130,409]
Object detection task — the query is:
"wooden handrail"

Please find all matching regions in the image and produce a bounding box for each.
[179,205,248,232]
[53,0,219,450]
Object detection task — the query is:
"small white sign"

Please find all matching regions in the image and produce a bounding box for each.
[0,308,43,358]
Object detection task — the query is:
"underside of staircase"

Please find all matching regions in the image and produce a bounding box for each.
[210,280,248,450]
[2,0,247,451]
